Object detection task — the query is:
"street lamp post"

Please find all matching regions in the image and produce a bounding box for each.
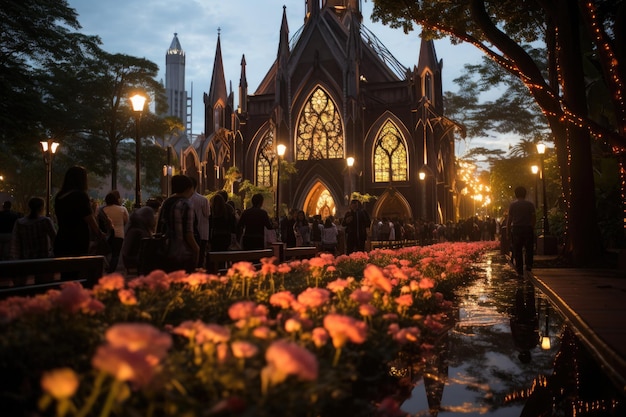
[531,165,539,208]
[419,170,427,221]
[536,143,549,235]
[346,156,355,200]
[130,94,147,209]
[276,143,286,220]
[40,139,60,217]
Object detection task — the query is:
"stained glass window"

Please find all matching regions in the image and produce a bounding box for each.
[256,130,275,187]
[373,120,408,182]
[296,88,343,160]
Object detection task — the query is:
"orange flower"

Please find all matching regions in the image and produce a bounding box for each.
[41,368,79,399]
[297,288,330,309]
[363,264,392,293]
[269,291,295,309]
[326,278,350,293]
[118,288,137,305]
[231,340,259,359]
[323,314,368,348]
[93,273,126,293]
[262,340,318,390]
[106,323,172,361]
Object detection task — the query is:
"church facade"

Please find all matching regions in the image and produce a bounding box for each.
[180,0,460,224]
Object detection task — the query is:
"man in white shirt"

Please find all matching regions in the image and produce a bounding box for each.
[188,177,210,269]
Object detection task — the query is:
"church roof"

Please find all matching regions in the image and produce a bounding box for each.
[167,33,184,55]
[254,4,407,96]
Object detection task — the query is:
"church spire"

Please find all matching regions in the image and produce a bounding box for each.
[204,29,229,135]
[239,54,248,115]
[208,29,228,106]
[275,6,290,108]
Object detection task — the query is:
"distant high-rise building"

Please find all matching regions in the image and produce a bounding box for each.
[165,33,191,134]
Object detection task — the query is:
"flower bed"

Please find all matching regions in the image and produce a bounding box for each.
[0,241,499,417]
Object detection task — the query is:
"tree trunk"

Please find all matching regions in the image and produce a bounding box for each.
[556,0,603,265]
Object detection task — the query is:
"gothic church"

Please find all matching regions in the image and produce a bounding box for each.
[179,0,460,223]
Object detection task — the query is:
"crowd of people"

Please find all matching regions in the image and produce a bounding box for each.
[2,165,523,281]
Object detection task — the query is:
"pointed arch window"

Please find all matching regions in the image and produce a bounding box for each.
[296,87,343,160]
[373,120,408,182]
[256,130,275,187]
[424,71,433,102]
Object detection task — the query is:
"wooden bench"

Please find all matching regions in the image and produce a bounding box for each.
[0,256,105,297]
[370,239,419,250]
[207,244,319,273]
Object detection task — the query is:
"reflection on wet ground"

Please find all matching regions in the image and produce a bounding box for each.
[400,253,625,416]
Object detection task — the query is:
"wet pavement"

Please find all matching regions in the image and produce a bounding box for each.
[399,252,625,416]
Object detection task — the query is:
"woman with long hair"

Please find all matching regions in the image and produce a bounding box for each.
[54,166,106,257]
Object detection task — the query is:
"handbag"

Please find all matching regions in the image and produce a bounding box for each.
[138,234,169,274]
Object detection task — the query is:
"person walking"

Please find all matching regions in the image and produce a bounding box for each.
[54,166,107,257]
[342,199,370,254]
[236,193,274,250]
[10,197,56,260]
[101,190,129,273]
[156,175,199,273]
[121,206,156,274]
[189,177,210,269]
[209,193,236,252]
[293,210,311,246]
[320,216,338,254]
[506,186,536,276]
[280,208,297,248]
[0,201,21,260]
[10,197,57,285]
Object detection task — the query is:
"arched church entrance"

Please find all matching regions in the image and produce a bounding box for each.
[302,181,337,220]
[372,189,412,220]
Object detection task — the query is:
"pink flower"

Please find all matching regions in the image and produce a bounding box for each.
[285,318,302,333]
[326,278,350,293]
[311,327,329,348]
[252,326,275,339]
[195,323,231,345]
[393,326,421,344]
[92,344,156,387]
[260,257,278,275]
[358,304,377,318]
[323,314,368,348]
[419,277,435,289]
[277,264,292,274]
[363,264,393,293]
[262,340,318,389]
[231,340,259,359]
[128,269,172,291]
[41,368,79,399]
[269,291,296,309]
[94,274,126,293]
[228,301,268,321]
[55,282,104,315]
[227,261,257,278]
[176,272,213,288]
[105,323,172,361]
[308,256,330,269]
[297,288,331,309]
[118,289,137,305]
[349,288,373,304]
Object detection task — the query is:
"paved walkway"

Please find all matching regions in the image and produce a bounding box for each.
[529,262,626,394]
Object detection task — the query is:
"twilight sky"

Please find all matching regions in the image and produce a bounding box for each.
[66,0,505,156]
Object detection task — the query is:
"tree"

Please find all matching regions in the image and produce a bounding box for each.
[372,0,625,265]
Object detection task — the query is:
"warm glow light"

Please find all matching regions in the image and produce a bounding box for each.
[277,143,286,157]
[346,156,355,167]
[531,165,539,174]
[541,336,551,350]
[40,140,60,154]
[419,171,426,180]
[130,94,147,112]
[536,143,546,155]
